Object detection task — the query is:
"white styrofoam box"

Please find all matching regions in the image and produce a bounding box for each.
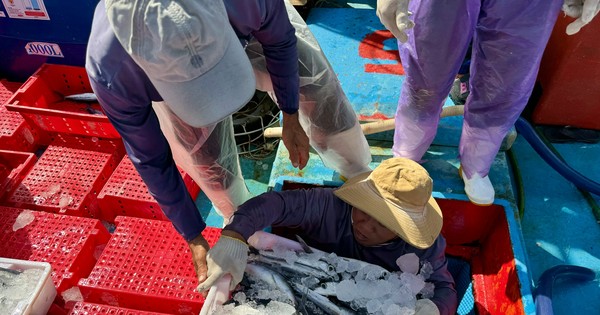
[0,257,57,315]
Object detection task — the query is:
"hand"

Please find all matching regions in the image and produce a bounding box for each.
[415,299,440,315]
[563,0,600,35]
[281,112,310,170]
[187,233,210,292]
[376,0,414,43]
[196,230,249,292]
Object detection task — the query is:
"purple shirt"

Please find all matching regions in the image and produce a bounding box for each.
[226,188,458,315]
[85,0,298,241]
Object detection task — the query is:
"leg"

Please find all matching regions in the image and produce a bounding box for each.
[394,0,479,160]
[247,2,372,178]
[286,1,371,178]
[460,0,564,178]
[152,102,251,222]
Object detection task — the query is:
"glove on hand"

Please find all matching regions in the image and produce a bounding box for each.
[376,0,414,43]
[563,0,600,34]
[196,235,249,292]
[415,298,440,315]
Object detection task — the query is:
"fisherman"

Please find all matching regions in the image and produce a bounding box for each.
[86,0,371,291]
[198,157,457,315]
[376,0,599,206]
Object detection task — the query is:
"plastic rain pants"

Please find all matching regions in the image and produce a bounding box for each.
[394,0,563,178]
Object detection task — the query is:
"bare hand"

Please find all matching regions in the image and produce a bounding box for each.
[187,233,210,295]
[281,112,310,170]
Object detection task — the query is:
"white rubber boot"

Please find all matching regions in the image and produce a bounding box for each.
[460,167,495,206]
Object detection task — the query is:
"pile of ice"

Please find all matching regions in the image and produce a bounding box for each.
[214,247,434,315]
[0,268,44,314]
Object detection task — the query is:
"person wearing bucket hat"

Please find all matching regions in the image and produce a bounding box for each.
[200,157,457,315]
[86,0,371,293]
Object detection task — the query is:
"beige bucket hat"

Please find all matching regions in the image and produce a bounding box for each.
[334,157,443,249]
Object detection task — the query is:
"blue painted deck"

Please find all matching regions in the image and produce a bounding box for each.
[196,4,600,314]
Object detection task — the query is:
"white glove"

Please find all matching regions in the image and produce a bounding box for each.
[376,0,414,43]
[415,298,440,315]
[563,0,600,35]
[196,235,249,292]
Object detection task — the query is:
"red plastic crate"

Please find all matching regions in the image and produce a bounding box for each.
[69,302,172,315]
[97,156,201,222]
[4,64,120,139]
[79,217,221,315]
[0,149,37,201]
[0,206,110,294]
[0,80,40,151]
[5,135,124,218]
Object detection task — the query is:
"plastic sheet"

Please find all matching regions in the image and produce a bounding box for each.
[153,102,251,221]
[247,1,372,178]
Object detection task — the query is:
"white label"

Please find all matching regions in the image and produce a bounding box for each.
[25,42,64,58]
[1,0,50,20]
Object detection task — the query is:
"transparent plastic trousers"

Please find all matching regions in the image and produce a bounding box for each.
[248,1,372,178]
[153,102,251,221]
[394,0,562,178]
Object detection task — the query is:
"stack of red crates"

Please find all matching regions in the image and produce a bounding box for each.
[1,64,210,315]
[0,80,40,151]
[0,150,37,201]
[79,217,221,315]
[97,155,201,223]
[69,302,172,315]
[0,206,110,295]
[4,134,125,218]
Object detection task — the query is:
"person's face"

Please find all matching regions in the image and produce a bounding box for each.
[351,207,398,247]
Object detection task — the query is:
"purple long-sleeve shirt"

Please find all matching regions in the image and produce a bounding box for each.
[85,0,298,241]
[226,188,458,315]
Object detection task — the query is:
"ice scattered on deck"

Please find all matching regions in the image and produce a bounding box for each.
[61,286,83,303]
[12,210,35,231]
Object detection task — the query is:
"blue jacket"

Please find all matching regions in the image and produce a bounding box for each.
[225,188,458,315]
[86,0,298,241]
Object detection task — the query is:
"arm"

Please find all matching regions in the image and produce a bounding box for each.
[197,188,337,291]
[226,0,308,169]
[420,237,458,315]
[86,0,205,242]
[90,80,206,240]
[224,188,337,240]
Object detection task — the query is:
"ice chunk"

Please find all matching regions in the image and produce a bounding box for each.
[58,195,73,209]
[420,282,435,299]
[366,299,382,313]
[400,272,426,295]
[419,261,434,279]
[13,210,35,231]
[335,279,357,302]
[396,253,420,274]
[62,286,83,303]
[264,300,296,315]
[233,292,246,304]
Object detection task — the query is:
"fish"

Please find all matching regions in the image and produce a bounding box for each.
[244,263,296,307]
[249,253,333,281]
[64,92,98,102]
[313,282,337,297]
[201,232,429,315]
[290,282,354,315]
